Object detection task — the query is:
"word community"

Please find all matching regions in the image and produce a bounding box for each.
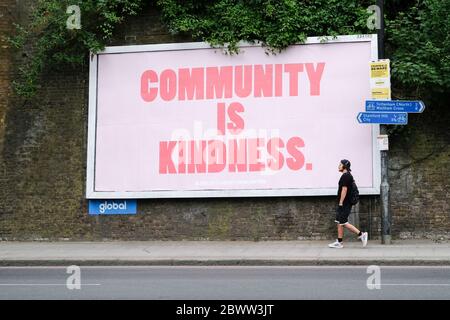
[141,62,326,102]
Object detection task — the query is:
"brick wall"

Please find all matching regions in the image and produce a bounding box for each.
[0,0,17,239]
[0,2,448,241]
[388,109,450,240]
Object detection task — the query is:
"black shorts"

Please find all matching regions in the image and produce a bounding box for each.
[335,204,352,225]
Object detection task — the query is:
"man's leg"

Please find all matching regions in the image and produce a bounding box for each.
[329,224,345,248]
[331,205,368,248]
[345,223,369,247]
[329,205,350,248]
[338,224,344,239]
[344,223,360,235]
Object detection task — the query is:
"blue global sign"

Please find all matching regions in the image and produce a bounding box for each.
[89,200,137,215]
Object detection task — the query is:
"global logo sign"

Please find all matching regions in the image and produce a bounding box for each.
[88,200,137,215]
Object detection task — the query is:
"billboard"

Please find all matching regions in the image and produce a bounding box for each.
[86,35,380,199]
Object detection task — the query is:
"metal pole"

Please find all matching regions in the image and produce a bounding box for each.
[380,148,391,244]
[377,0,385,60]
[377,0,391,244]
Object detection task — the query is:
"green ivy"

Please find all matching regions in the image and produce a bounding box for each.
[9,0,145,98]
[386,0,450,137]
[388,0,450,92]
[8,0,450,105]
[9,0,374,97]
[157,0,372,53]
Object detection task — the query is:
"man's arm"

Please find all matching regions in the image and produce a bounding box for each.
[339,186,347,206]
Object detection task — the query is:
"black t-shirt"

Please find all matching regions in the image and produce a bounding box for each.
[337,172,353,205]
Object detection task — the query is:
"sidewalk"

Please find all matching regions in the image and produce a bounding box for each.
[1,240,450,266]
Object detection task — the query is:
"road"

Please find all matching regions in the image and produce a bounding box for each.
[0,266,449,300]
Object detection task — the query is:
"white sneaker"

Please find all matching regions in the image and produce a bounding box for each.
[328,240,343,249]
[358,232,368,247]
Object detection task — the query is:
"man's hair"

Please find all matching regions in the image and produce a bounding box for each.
[340,159,351,171]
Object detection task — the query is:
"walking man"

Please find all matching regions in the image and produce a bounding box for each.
[328,159,368,248]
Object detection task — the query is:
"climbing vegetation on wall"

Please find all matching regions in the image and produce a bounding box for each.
[8,0,450,110]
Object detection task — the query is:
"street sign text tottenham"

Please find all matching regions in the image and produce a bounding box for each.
[357,100,425,125]
[365,100,425,113]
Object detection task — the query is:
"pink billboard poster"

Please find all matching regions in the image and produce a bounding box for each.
[87,36,380,198]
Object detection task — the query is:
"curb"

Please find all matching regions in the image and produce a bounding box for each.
[2,259,450,266]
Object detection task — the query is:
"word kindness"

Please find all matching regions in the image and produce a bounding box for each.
[159,102,313,174]
[141,62,326,102]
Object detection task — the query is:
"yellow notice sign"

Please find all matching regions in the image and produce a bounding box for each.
[371,88,391,100]
[370,62,390,78]
[370,60,391,100]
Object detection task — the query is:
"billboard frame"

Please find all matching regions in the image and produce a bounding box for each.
[86,34,380,199]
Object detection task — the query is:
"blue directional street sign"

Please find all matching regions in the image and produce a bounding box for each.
[365,100,425,113]
[357,112,408,125]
